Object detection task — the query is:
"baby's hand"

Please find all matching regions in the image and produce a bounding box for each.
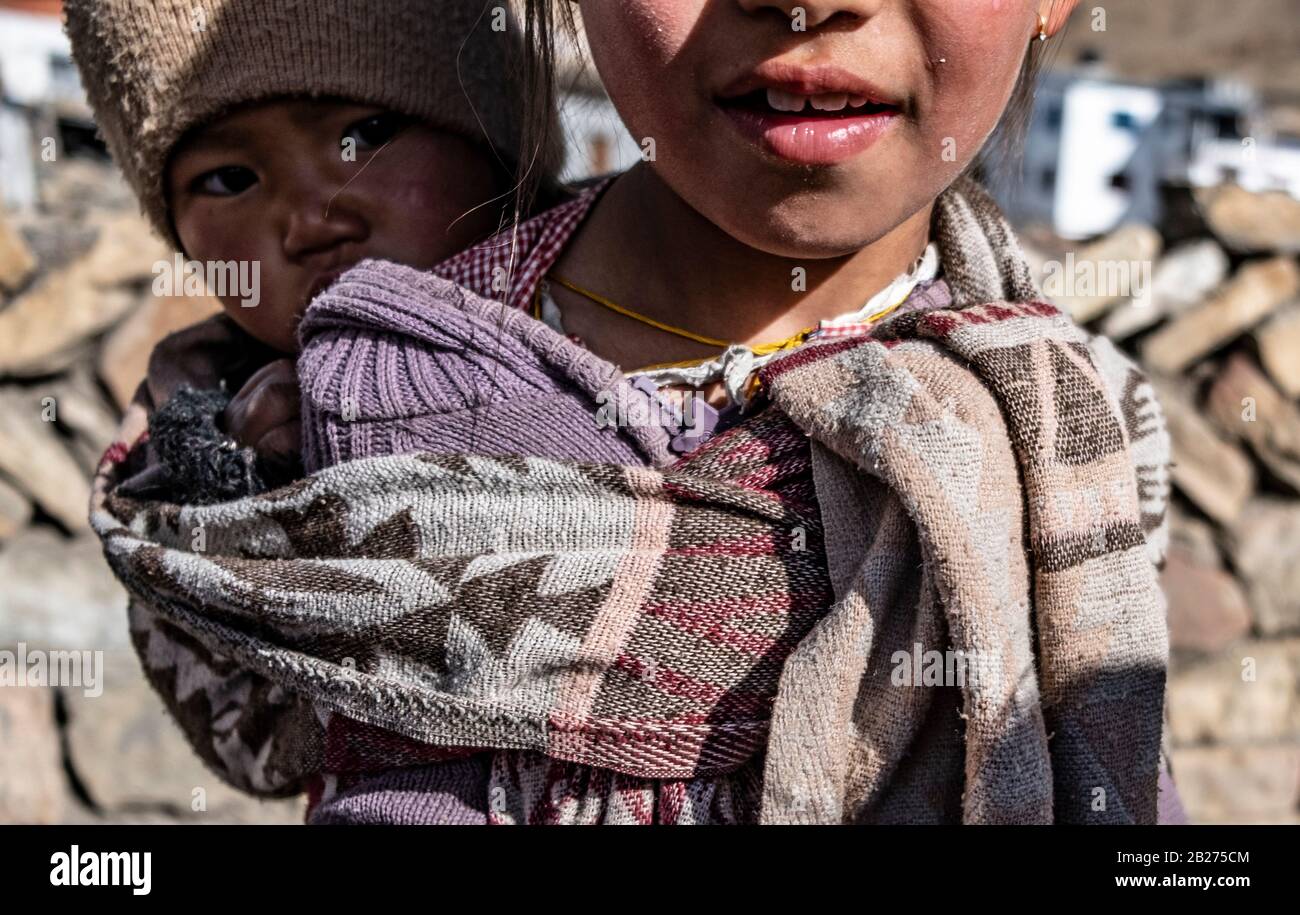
[223,358,301,461]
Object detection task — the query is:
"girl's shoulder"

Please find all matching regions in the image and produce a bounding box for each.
[432,178,614,311]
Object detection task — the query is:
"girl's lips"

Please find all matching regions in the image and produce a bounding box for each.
[720,104,898,166]
[715,64,904,166]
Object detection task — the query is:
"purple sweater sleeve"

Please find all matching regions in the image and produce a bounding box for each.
[294,260,681,825]
[295,259,674,473]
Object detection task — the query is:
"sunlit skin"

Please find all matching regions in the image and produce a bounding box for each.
[165,97,505,453]
[550,0,1079,375]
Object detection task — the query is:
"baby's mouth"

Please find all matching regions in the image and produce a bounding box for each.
[306,266,354,304]
[309,274,338,300]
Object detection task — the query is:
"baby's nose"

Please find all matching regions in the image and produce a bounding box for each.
[282,190,369,260]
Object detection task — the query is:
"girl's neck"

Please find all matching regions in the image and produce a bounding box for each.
[555,164,933,346]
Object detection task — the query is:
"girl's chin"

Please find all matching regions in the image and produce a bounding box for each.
[706,202,902,260]
[697,170,940,259]
[719,225,895,260]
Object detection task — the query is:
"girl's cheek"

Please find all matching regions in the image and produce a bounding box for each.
[580,0,698,127]
[583,0,691,64]
[916,2,1034,155]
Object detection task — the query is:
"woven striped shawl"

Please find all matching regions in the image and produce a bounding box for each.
[90,177,1173,823]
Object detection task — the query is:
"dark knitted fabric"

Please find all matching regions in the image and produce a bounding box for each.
[148,385,299,504]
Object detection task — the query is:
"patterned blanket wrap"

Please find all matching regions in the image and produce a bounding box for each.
[89,178,1173,823]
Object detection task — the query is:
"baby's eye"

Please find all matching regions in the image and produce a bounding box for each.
[191,166,258,196]
[343,112,410,150]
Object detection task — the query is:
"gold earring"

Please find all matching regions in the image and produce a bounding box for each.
[1037,13,1050,42]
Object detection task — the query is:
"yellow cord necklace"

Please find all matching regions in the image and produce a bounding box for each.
[540,274,912,373]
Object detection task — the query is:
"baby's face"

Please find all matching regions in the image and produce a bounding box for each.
[168,98,503,352]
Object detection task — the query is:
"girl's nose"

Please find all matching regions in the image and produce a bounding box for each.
[281,186,369,261]
[735,0,880,29]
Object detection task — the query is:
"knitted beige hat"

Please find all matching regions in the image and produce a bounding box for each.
[64,0,533,248]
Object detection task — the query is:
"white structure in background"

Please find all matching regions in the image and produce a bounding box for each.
[1052,80,1162,238]
[553,20,640,184]
[0,2,93,211]
[1189,133,1300,197]
[557,91,641,185]
[997,65,1300,240]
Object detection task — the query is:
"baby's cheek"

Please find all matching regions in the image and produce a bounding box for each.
[177,220,295,349]
[369,155,499,265]
[212,300,293,353]
[215,267,301,353]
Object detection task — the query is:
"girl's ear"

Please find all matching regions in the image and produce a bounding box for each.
[1037,0,1081,40]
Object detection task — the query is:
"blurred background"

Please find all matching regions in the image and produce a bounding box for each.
[0,0,1297,824]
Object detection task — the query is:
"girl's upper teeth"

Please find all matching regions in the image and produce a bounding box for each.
[765,88,871,113]
[811,93,848,112]
[766,88,808,112]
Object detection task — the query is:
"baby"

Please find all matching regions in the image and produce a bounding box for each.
[65,0,542,498]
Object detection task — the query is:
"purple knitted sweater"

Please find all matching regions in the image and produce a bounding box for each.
[298,261,675,474]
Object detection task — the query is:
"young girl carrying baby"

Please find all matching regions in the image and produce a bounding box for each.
[90,0,1183,824]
